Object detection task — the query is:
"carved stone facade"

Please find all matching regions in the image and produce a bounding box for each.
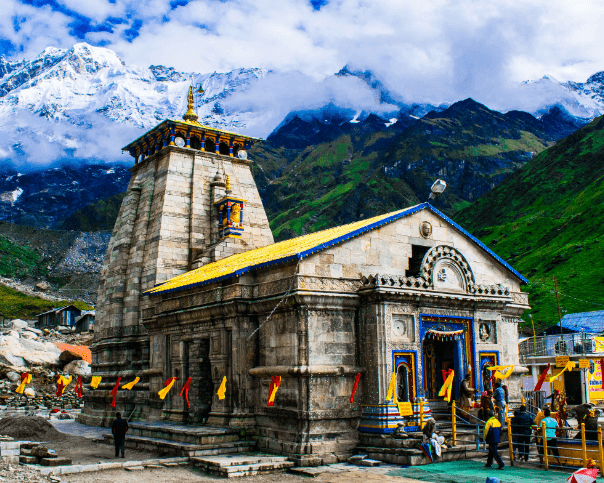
[84,127,530,465]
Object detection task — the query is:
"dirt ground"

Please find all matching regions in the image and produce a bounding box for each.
[50,435,160,465]
[64,467,430,483]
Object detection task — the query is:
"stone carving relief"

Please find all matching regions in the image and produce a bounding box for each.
[420,221,432,238]
[391,314,415,342]
[478,320,497,344]
[419,245,475,291]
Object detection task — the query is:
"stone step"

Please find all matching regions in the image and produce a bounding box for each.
[357,444,486,466]
[192,454,294,478]
[102,433,255,457]
[127,422,243,446]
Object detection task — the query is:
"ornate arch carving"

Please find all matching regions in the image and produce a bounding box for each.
[420,245,475,292]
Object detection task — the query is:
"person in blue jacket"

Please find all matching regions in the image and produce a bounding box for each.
[493,382,506,424]
[484,409,504,469]
[512,404,534,461]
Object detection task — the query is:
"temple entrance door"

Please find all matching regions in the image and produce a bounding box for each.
[479,353,498,393]
[423,338,459,400]
[195,339,214,422]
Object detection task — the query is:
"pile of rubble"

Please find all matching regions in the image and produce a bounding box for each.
[0,319,91,410]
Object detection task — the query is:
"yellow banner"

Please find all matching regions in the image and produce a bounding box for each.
[579,359,590,369]
[588,359,604,400]
[398,402,413,417]
[595,337,604,353]
[122,377,140,390]
[556,356,570,368]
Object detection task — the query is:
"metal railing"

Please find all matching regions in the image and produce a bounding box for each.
[519,333,598,361]
[521,390,545,417]
[431,401,487,452]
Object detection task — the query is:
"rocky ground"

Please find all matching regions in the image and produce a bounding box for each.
[0,319,93,410]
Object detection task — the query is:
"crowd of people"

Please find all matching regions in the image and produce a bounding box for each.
[456,375,602,469]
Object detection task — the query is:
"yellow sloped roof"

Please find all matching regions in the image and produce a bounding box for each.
[146,203,424,296]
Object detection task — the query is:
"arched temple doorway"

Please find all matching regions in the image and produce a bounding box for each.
[423,336,458,400]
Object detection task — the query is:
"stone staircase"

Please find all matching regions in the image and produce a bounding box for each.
[101,421,255,457]
[191,454,294,477]
[356,433,486,466]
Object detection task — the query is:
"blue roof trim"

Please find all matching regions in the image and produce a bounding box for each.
[150,202,527,297]
[424,205,529,285]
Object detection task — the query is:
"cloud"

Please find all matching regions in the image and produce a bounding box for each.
[223,71,399,137]
[0,111,143,170]
[2,0,604,125]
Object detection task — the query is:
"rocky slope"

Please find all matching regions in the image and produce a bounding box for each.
[455,115,604,330]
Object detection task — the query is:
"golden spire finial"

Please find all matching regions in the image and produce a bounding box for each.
[183,85,198,122]
[225,174,232,193]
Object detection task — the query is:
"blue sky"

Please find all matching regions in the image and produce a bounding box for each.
[2,0,604,103]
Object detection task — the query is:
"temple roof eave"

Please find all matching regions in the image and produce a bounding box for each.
[121,118,262,152]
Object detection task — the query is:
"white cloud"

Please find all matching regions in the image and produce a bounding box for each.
[2,0,604,115]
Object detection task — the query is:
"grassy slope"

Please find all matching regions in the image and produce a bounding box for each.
[455,116,604,332]
[0,236,93,319]
[0,285,93,319]
[59,192,125,231]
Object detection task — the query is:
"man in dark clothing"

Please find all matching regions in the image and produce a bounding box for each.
[512,405,534,461]
[112,412,128,458]
[484,409,504,469]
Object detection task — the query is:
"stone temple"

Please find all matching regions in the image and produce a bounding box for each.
[80,90,530,464]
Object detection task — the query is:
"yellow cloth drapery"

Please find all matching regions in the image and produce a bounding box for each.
[90,376,102,389]
[122,377,140,390]
[487,365,514,380]
[217,376,227,400]
[438,370,455,402]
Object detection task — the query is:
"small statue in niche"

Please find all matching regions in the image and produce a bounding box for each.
[420,221,432,238]
[479,323,491,342]
[231,203,241,227]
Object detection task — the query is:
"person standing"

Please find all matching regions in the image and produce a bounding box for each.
[484,409,504,470]
[112,412,129,458]
[493,382,506,424]
[459,373,476,412]
[541,408,560,465]
[512,404,534,461]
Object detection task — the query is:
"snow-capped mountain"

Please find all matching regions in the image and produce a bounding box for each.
[519,72,604,119]
[0,42,268,131]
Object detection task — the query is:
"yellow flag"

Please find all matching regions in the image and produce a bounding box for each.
[60,375,73,387]
[158,378,177,400]
[549,361,576,382]
[90,376,102,389]
[386,372,397,401]
[438,370,455,402]
[217,376,227,400]
[122,377,140,390]
[487,365,515,380]
[15,374,32,395]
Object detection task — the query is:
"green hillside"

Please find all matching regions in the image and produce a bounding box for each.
[455,115,604,332]
[59,192,125,231]
[253,99,559,241]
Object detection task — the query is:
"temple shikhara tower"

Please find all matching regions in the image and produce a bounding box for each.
[81,88,530,465]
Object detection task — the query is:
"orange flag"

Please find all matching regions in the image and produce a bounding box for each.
[267,376,281,406]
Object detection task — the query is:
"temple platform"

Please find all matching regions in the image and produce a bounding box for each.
[101,421,256,457]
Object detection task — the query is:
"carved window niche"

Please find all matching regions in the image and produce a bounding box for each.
[391,314,415,343]
[213,194,246,240]
[432,259,466,292]
[478,320,497,344]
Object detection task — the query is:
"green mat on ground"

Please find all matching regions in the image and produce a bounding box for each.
[387,460,570,483]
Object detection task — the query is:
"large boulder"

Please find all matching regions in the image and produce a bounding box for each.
[20,331,38,340]
[23,327,42,336]
[6,371,20,382]
[57,326,73,334]
[10,320,28,330]
[0,336,61,367]
[63,360,90,376]
[34,281,50,292]
[59,350,83,366]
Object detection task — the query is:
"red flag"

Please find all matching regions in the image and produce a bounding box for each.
[534,363,551,391]
[110,377,122,408]
[267,376,281,406]
[179,377,192,408]
[350,373,361,403]
[55,381,64,397]
[74,377,83,398]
